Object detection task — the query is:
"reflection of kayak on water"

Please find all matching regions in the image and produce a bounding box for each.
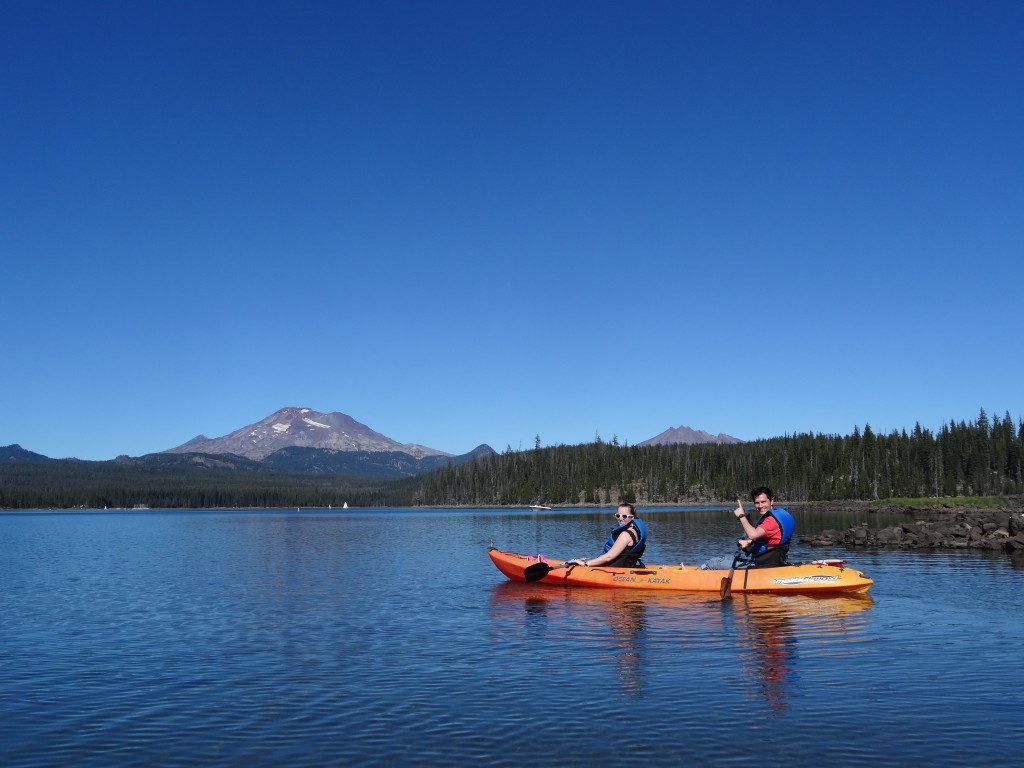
[489,578,873,615]
[488,571,874,709]
[490,578,707,611]
[488,547,874,595]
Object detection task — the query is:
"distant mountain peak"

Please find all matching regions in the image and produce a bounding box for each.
[1,444,52,462]
[164,407,453,461]
[638,425,744,446]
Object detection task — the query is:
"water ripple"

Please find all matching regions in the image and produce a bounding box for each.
[3,510,1024,767]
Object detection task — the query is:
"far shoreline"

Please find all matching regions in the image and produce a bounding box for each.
[5,496,1021,514]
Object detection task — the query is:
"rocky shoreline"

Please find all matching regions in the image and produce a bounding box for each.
[797,499,1024,556]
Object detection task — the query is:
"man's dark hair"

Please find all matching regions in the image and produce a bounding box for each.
[750,486,775,501]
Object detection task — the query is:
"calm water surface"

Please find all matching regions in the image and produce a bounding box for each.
[2,507,1023,767]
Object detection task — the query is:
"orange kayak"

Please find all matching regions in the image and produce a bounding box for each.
[488,547,873,594]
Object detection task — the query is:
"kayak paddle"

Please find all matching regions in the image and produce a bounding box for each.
[720,550,745,599]
[524,561,571,582]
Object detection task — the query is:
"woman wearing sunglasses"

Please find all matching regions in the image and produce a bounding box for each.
[567,503,647,568]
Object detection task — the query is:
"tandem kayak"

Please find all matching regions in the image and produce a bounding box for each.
[488,547,873,594]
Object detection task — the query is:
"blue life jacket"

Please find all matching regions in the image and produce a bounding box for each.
[750,507,795,566]
[604,517,647,566]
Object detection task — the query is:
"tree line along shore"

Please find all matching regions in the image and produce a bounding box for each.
[2,410,1021,513]
[417,410,1022,506]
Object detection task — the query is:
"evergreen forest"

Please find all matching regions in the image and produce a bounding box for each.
[1,410,1021,509]
[0,461,403,510]
[417,410,1024,506]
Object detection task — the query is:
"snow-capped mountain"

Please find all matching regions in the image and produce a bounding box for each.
[164,407,453,461]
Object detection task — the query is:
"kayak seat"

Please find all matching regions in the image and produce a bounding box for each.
[752,546,791,568]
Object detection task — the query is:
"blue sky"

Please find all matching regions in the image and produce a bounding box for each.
[3,1,1022,460]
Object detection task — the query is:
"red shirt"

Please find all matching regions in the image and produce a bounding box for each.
[759,513,783,546]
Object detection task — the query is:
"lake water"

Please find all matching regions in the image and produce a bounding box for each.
[2,506,1023,767]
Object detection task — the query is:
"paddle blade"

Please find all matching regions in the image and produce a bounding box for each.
[720,550,745,599]
[720,574,733,599]
[524,562,553,582]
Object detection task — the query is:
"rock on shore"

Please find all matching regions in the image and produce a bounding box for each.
[800,501,1024,556]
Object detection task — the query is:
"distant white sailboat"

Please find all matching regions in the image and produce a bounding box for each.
[343,502,349,509]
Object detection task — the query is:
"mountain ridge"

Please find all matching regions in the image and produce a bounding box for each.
[0,444,52,462]
[4,409,743,466]
[637,425,744,446]
[115,443,495,477]
[164,406,452,461]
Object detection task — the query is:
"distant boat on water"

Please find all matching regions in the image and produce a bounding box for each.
[529,504,553,511]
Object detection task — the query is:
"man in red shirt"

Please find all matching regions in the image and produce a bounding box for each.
[734,486,795,567]
[700,486,795,569]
